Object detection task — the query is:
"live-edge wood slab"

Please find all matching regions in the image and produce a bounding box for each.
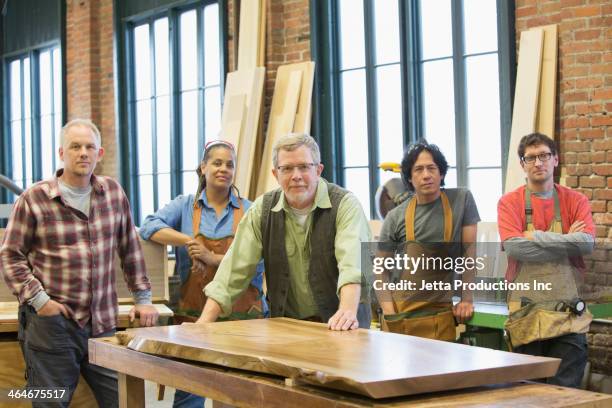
[120,317,560,399]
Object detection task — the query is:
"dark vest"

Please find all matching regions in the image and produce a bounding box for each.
[261,181,371,328]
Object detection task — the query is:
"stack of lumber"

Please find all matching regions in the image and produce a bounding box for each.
[504,25,558,193]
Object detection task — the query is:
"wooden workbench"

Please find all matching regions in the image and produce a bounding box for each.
[89,336,612,407]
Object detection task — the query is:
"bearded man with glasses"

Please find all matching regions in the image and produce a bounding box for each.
[497,132,595,387]
[197,133,372,330]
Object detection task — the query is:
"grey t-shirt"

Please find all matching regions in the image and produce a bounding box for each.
[380,188,480,244]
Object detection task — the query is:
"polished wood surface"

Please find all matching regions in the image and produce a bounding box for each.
[0,229,169,303]
[89,337,612,407]
[119,318,560,399]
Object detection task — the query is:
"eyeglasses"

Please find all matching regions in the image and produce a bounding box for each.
[522,152,553,164]
[276,163,317,175]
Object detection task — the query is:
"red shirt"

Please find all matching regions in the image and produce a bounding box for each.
[497,184,595,281]
[0,171,151,335]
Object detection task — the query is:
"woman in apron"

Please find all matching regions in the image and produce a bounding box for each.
[140,140,266,408]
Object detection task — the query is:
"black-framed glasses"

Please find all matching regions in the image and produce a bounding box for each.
[276,163,316,175]
[522,152,553,164]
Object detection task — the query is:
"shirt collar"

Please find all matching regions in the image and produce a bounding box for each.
[271,178,331,213]
[46,169,105,199]
[198,188,241,209]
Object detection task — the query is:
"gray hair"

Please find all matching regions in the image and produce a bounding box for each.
[60,118,102,148]
[272,133,321,168]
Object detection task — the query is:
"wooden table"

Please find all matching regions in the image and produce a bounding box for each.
[89,336,612,407]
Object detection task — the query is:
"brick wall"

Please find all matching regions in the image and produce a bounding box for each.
[516,0,612,376]
[65,0,117,179]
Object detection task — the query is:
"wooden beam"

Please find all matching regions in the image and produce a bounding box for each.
[221,68,266,196]
[118,373,145,408]
[504,29,544,193]
[292,62,316,134]
[531,24,558,139]
[256,68,303,196]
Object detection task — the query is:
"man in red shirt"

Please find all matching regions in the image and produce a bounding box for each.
[1,119,159,407]
[498,133,595,387]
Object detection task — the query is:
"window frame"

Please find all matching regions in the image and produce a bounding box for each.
[311,0,515,219]
[116,0,228,223]
[2,41,64,200]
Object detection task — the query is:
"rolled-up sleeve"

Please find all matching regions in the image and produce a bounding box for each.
[139,195,187,240]
[0,195,44,303]
[334,193,371,292]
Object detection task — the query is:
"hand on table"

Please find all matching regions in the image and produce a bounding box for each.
[129,304,159,327]
[327,309,359,331]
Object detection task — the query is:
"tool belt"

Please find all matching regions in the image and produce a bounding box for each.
[381,306,456,341]
[504,300,592,349]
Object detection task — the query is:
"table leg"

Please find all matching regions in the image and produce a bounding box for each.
[118,373,145,408]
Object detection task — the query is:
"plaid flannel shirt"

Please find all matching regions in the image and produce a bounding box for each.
[0,171,151,335]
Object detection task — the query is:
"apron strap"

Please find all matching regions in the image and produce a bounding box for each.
[231,199,244,234]
[405,191,453,242]
[192,200,203,238]
[524,186,561,231]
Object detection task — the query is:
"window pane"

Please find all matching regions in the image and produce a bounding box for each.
[25,118,32,186]
[10,61,21,120]
[204,86,221,142]
[157,173,171,210]
[338,0,365,70]
[468,168,501,222]
[41,116,54,178]
[40,51,52,115]
[444,167,457,188]
[374,0,400,65]
[180,10,198,90]
[419,0,453,60]
[53,48,62,115]
[137,100,153,174]
[181,90,199,170]
[23,58,31,119]
[341,69,368,167]
[422,59,456,166]
[344,167,370,218]
[466,54,501,167]
[156,95,171,173]
[139,175,154,224]
[463,0,498,55]
[11,121,23,182]
[204,4,220,87]
[54,114,62,170]
[154,18,170,96]
[182,170,198,196]
[376,64,403,165]
[134,24,151,99]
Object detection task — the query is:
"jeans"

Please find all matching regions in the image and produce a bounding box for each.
[515,332,588,388]
[18,305,118,408]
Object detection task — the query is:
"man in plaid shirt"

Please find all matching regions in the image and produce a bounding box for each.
[0,118,159,407]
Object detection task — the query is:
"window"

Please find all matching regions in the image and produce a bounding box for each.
[314,0,514,221]
[5,46,63,200]
[125,2,223,224]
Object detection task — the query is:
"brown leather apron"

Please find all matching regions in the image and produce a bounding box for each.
[505,187,592,348]
[176,199,263,322]
[381,192,457,341]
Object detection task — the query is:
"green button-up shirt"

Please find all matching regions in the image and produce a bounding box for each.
[205,179,371,318]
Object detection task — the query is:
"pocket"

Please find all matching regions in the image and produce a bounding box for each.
[27,313,72,351]
[382,311,456,341]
